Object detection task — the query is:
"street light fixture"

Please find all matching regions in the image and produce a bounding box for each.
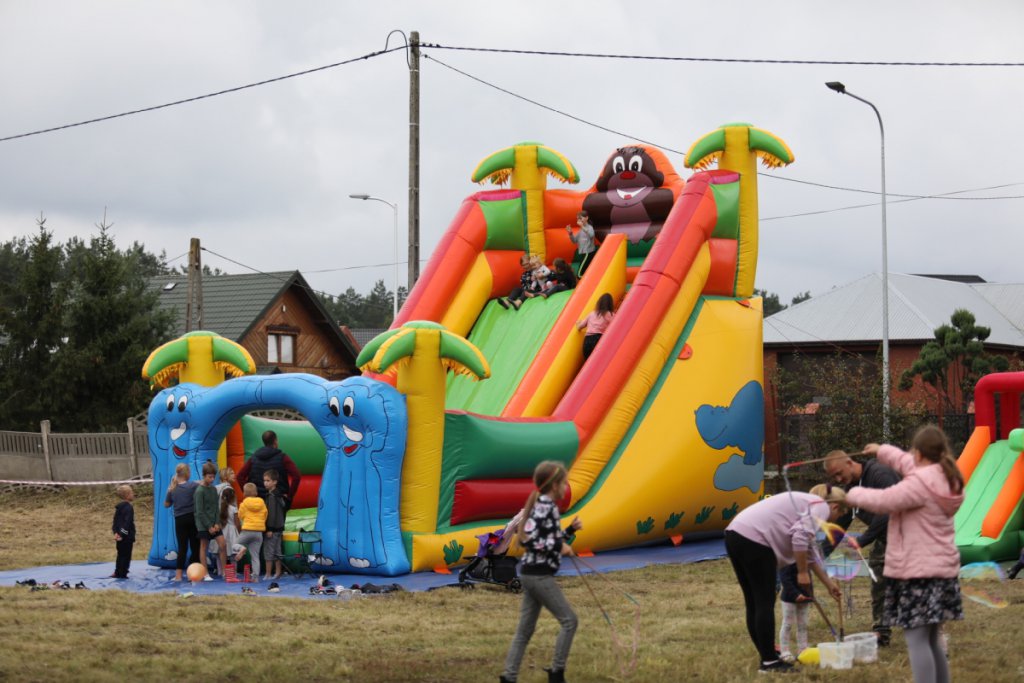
[825,81,891,439]
[349,193,400,322]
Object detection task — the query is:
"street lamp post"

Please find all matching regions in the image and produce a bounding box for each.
[825,81,890,440]
[349,194,400,322]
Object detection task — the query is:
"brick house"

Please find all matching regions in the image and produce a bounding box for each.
[762,273,1024,466]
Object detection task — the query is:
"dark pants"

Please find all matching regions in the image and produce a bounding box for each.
[868,537,890,636]
[114,539,133,578]
[576,251,593,278]
[173,512,200,571]
[725,530,779,662]
[582,334,602,359]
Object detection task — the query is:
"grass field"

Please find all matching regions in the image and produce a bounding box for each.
[0,487,1021,682]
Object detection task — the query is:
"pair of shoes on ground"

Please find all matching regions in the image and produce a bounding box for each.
[758,659,796,674]
[241,586,256,595]
[267,582,281,593]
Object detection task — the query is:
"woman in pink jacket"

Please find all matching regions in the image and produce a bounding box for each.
[845,425,964,683]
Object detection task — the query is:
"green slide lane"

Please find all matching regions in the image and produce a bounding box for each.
[445,291,571,415]
[955,440,1020,562]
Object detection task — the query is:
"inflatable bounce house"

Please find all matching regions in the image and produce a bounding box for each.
[145,123,795,576]
[955,372,1024,563]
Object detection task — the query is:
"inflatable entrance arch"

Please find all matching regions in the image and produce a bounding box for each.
[148,374,409,575]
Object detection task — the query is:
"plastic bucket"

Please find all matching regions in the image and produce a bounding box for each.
[846,632,878,664]
[818,641,856,670]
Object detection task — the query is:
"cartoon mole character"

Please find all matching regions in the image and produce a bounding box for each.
[582,146,675,244]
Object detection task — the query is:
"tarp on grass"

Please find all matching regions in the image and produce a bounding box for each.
[0,538,725,600]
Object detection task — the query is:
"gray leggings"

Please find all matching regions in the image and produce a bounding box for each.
[905,624,950,683]
[236,531,263,580]
[502,574,578,681]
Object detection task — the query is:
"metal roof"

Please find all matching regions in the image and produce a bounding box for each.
[348,328,389,349]
[764,273,1024,348]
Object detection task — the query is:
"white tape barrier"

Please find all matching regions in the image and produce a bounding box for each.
[0,477,153,486]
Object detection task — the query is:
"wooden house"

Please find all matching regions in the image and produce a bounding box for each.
[151,270,359,380]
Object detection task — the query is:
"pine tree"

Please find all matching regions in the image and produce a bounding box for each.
[0,221,68,429]
[899,309,1009,414]
[48,222,174,430]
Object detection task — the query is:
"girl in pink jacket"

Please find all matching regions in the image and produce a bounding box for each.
[845,425,964,683]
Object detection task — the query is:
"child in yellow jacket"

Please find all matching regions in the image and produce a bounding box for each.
[235,483,268,581]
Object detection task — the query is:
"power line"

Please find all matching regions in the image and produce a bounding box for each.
[424,43,1024,68]
[164,252,188,265]
[761,183,1024,221]
[425,54,683,153]
[759,175,1024,200]
[426,53,1024,211]
[0,46,405,143]
[200,247,425,300]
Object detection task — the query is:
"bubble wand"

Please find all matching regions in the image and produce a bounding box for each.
[569,554,641,677]
[782,453,877,583]
[810,597,839,640]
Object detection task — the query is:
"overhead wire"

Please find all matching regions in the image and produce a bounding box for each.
[199,247,418,302]
[7,35,1023,281]
[424,53,1024,215]
[0,45,405,143]
[422,43,1024,68]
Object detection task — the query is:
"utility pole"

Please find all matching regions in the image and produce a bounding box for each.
[408,30,421,288]
[184,237,204,332]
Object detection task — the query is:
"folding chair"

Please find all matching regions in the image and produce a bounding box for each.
[290,529,323,579]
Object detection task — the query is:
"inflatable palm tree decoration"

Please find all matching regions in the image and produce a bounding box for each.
[472,142,579,263]
[358,321,489,532]
[142,330,256,388]
[685,123,794,298]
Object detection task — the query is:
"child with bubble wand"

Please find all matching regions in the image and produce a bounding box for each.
[724,481,845,673]
[845,426,964,683]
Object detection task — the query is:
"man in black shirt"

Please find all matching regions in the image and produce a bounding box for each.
[825,449,901,646]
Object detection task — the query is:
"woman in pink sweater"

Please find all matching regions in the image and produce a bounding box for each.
[845,425,964,683]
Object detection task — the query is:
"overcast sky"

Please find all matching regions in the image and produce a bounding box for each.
[2,2,1022,306]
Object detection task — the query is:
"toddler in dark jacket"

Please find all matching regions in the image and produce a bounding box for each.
[111,485,136,579]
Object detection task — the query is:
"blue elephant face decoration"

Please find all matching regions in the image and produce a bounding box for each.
[153,386,199,460]
[326,383,389,458]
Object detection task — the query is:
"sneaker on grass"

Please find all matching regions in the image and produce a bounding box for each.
[758,660,795,674]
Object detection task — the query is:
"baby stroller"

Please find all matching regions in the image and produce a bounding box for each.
[458,511,523,593]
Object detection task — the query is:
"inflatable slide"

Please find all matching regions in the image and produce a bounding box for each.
[144,123,795,575]
[955,372,1024,564]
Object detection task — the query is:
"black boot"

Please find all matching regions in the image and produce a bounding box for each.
[545,668,566,682]
[498,677,514,683]
[1009,562,1023,580]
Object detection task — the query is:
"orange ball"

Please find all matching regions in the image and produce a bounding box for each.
[186,562,207,582]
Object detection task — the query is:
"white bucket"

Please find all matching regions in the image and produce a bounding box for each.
[846,632,878,664]
[818,641,856,670]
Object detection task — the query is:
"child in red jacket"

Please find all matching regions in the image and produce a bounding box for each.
[846,425,964,683]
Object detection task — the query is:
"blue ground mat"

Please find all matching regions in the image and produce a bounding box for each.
[0,538,725,600]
